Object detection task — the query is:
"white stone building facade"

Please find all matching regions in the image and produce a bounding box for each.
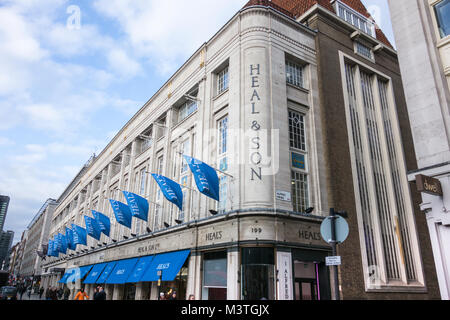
[388,0,450,300]
[42,6,333,300]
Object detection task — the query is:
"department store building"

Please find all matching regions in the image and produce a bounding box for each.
[41,0,441,300]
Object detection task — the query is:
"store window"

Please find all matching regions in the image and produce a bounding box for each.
[179,100,198,123]
[217,116,228,213]
[289,109,309,213]
[123,283,136,300]
[286,60,304,88]
[294,261,319,300]
[241,247,275,300]
[217,66,229,95]
[160,261,189,300]
[434,0,450,38]
[202,251,227,300]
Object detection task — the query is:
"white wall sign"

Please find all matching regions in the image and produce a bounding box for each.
[276,190,291,202]
[277,251,293,300]
[326,256,341,266]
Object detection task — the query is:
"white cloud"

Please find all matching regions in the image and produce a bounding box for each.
[46,23,113,57]
[0,137,14,146]
[0,0,250,245]
[0,8,47,62]
[107,49,142,78]
[93,0,246,75]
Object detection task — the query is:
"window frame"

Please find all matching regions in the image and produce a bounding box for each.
[216,114,229,214]
[288,107,310,214]
[433,0,450,39]
[286,60,305,89]
[216,66,229,96]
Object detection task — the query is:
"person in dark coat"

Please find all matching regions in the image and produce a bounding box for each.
[63,287,71,300]
[50,287,58,300]
[93,286,99,300]
[39,287,44,299]
[45,288,51,300]
[168,291,177,300]
[57,287,63,300]
[18,284,26,300]
[94,286,106,300]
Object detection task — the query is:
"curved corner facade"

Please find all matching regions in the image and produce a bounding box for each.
[41,7,333,301]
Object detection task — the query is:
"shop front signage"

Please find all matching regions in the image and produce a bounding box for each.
[205,231,223,242]
[137,243,160,254]
[416,174,443,196]
[291,152,306,170]
[277,251,293,300]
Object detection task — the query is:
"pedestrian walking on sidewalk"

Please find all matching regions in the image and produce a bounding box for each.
[63,287,71,300]
[39,287,44,300]
[18,284,25,300]
[74,288,89,300]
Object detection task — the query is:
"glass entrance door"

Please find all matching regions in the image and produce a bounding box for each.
[293,261,320,300]
[294,279,318,300]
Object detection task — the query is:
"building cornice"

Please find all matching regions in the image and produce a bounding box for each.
[298,3,398,57]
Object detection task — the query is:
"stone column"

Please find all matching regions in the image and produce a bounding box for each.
[241,46,274,209]
[112,284,124,300]
[186,251,201,300]
[149,282,158,300]
[135,282,151,300]
[86,284,94,300]
[135,282,144,300]
[105,284,114,300]
[227,248,240,300]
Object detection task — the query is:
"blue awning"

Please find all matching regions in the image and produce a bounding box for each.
[140,249,190,282]
[105,257,140,284]
[96,261,117,284]
[126,255,154,283]
[58,268,75,283]
[83,263,108,284]
[68,265,93,283]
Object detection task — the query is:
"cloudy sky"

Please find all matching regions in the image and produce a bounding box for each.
[0,0,395,244]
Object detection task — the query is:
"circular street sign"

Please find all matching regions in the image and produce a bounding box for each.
[320,216,349,244]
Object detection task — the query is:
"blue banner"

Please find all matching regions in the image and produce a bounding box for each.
[46,240,52,257]
[92,210,111,237]
[84,215,101,241]
[55,234,63,253]
[48,239,58,257]
[54,237,60,255]
[51,238,59,256]
[65,227,76,251]
[151,174,183,211]
[58,233,67,254]
[109,199,132,228]
[184,155,220,201]
[72,224,87,246]
[122,191,149,221]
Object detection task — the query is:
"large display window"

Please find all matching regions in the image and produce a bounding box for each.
[202,251,227,300]
[241,247,275,300]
